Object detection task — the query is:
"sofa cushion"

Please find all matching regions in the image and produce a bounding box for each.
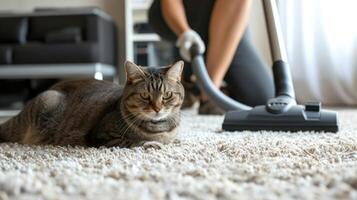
[0,17,28,44]
[0,46,12,64]
[29,16,86,42]
[12,42,100,64]
[45,27,82,44]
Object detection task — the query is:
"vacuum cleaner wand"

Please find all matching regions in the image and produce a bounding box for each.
[263,0,295,99]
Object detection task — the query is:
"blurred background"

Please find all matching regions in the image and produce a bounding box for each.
[0,0,356,112]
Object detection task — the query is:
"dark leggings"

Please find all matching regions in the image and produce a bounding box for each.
[148,0,274,106]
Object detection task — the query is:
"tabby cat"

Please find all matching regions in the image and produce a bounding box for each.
[0,61,184,147]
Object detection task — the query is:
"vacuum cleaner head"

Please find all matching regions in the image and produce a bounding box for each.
[222,100,339,132]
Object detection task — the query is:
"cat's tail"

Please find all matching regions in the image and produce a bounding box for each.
[0,118,12,142]
[0,120,7,142]
[0,113,26,143]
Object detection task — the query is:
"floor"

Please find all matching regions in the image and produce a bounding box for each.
[0,109,356,200]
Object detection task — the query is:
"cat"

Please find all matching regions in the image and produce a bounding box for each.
[0,61,184,148]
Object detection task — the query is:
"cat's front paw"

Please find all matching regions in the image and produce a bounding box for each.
[142,141,164,150]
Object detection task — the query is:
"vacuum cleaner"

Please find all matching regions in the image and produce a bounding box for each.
[189,0,339,132]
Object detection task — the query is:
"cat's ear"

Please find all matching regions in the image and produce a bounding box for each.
[125,61,145,84]
[166,60,184,81]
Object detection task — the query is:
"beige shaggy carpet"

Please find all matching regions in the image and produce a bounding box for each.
[0,109,356,200]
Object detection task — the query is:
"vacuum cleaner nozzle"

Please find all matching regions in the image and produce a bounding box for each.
[222,100,339,132]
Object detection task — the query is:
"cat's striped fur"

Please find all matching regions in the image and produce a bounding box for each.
[0,61,184,147]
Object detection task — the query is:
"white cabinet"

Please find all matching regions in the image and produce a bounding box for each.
[118,0,164,82]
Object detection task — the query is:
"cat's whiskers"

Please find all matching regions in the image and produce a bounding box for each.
[167,117,179,129]
[118,110,142,131]
[105,113,140,147]
[116,112,139,136]
[120,113,142,140]
[107,113,138,138]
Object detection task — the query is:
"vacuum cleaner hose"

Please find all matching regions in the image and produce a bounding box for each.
[190,44,251,111]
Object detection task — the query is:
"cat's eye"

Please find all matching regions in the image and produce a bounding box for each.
[163,92,173,100]
[140,92,150,100]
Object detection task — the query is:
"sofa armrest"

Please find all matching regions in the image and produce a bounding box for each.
[86,15,117,66]
[0,17,28,44]
[0,46,12,64]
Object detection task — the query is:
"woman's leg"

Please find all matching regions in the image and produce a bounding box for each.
[206,0,252,88]
[224,33,274,106]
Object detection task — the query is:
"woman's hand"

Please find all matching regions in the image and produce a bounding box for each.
[176,29,206,61]
[161,0,205,61]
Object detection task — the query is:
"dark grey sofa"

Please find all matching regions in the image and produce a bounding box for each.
[0,8,118,108]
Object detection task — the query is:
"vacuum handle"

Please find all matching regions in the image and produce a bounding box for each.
[190,43,201,58]
[263,0,288,62]
[263,0,296,98]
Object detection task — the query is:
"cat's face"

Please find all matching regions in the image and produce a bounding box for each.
[121,61,184,133]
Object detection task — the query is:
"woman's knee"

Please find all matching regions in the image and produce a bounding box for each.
[224,33,274,106]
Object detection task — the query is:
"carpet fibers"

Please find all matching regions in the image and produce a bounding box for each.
[0,109,356,200]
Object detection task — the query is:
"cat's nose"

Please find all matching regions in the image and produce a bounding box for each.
[151,101,162,113]
[152,106,161,113]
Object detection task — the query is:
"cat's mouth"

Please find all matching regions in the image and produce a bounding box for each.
[136,118,173,134]
[150,119,167,124]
